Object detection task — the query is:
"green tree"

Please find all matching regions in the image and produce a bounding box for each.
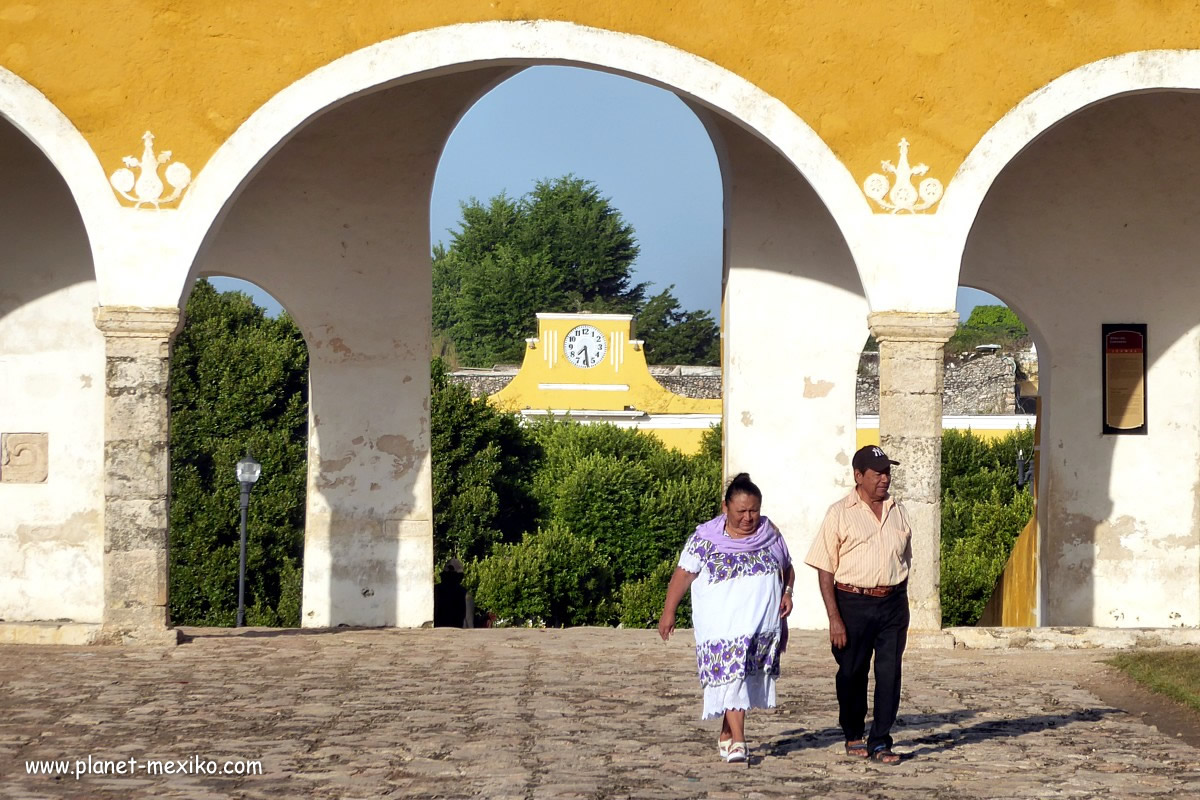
[168,279,309,627]
[517,177,645,311]
[433,177,644,366]
[430,358,538,570]
[948,304,1031,354]
[433,176,719,367]
[447,245,560,366]
[636,287,720,365]
[965,305,1028,338]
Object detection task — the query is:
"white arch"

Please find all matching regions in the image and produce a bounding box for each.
[175,19,869,302]
[941,49,1200,265]
[0,66,118,273]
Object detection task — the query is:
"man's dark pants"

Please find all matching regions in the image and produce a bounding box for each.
[831,586,909,751]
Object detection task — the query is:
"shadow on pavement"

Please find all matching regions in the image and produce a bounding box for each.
[902,708,1119,756]
[176,625,374,642]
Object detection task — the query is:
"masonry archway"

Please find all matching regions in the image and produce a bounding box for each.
[168,276,308,627]
[0,114,105,626]
[182,26,869,628]
[960,88,1200,627]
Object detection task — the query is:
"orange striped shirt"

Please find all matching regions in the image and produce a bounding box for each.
[804,490,912,588]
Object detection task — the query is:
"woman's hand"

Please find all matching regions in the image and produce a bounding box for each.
[657,610,676,641]
[778,593,793,619]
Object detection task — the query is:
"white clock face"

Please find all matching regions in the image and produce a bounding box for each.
[564,324,607,368]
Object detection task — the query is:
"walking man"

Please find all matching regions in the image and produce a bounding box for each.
[804,445,912,765]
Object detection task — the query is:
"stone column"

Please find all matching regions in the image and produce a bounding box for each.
[93,306,182,645]
[869,311,958,632]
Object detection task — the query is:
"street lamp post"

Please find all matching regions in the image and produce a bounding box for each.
[235,450,262,627]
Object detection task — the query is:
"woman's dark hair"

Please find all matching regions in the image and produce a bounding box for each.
[724,472,762,504]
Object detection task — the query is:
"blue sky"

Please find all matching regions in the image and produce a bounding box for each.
[212,66,999,322]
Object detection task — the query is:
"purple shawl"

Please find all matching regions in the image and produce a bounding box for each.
[693,514,791,569]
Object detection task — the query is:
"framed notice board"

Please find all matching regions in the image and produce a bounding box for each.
[1102,324,1147,435]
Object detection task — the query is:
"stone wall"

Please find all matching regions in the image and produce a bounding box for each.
[858,352,1022,415]
[451,354,1029,415]
[447,370,517,399]
[447,366,724,402]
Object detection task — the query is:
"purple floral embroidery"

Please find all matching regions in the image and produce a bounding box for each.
[695,632,781,687]
[685,537,780,584]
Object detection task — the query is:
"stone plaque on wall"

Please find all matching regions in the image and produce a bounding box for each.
[0,433,49,483]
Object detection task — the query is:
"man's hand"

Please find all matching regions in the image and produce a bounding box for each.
[829,617,848,649]
[657,610,676,641]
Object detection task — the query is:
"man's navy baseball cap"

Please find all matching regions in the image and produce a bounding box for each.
[852,445,900,473]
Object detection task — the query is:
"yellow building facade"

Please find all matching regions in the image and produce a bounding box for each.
[487,313,720,455]
[3,1,1200,639]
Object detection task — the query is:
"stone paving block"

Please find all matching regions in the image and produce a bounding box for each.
[1,629,1199,797]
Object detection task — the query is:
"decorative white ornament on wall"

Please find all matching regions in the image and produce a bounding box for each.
[109,131,192,208]
[863,138,943,213]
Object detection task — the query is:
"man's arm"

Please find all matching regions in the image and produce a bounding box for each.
[816,568,847,649]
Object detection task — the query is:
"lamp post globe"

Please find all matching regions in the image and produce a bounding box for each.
[235,450,262,627]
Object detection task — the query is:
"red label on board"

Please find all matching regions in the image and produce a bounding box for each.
[1106,331,1144,354]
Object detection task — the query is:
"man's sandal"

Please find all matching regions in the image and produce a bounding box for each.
[844,739,869,758]
[870,746,901,765]
[724,741,747,763]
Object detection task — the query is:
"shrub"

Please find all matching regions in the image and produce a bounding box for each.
[526,418,663,508]
[637,475,723,578]
[430,358,538,571]
[619,558,693,629]
[548,452,652,583]
[940,428,1036,626]
[465,523,613,627]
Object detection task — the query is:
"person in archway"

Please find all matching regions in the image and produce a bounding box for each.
[804,445,911,766]
[658,473,795,763]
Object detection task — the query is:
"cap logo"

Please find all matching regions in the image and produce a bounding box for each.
[871,447,885,457]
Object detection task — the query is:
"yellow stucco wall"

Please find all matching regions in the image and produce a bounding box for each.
[489,313,719,414]
[6,1,1200,198]
[487,313,719,454]
[977,398,1041,627]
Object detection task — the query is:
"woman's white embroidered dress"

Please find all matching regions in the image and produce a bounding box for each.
[679,529,787,720]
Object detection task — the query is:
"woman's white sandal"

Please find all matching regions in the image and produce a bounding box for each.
[718,736,732,759]
[724,741,747,763]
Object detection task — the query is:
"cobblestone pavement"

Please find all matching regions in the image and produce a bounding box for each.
[1,628,1197,799]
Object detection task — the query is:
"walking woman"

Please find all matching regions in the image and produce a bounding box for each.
[658,473,795,762]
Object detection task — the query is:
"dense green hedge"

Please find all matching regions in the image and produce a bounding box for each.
[168,289,1031,629]
[463,416,721,625]
[168,281,308,627]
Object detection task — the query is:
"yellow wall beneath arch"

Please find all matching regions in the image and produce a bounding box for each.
[5,2,1200,193]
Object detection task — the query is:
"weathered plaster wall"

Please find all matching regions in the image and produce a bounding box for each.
[962,91,1200,627]
[7,2,1200,195]
[714,111,869,629]
[0,120,103,623]
[193,69,509,627]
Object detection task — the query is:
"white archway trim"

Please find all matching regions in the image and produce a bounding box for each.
[174,20,869,303]
[0,66,118,272]
[941,49,1200,255]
